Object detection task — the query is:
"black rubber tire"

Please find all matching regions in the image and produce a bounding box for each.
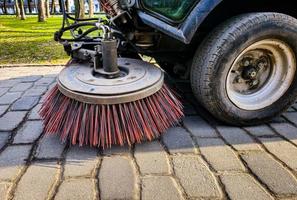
[191,13,297,125]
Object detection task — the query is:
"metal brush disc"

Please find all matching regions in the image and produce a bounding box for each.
[57,58,164,105]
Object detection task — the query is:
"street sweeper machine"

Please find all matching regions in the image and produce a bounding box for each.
[40,0,297,148]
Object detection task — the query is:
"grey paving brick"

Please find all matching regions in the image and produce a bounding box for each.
[284,112,297,125]
[11,96,39,111]
[142,176,183,200]
[270,123,297,145]
[217,126,262,151]
[0,105,9,116]
[172,155,222,198]
[270,116,287,123]
[34,77,55,86]
[183,116,218,137]
[0,111,27,131]
[13,121,43,144]
[9,83,32,92]
[20,75,42,83]
[135,141,170,174]
[36,135,65,159]
[0,145,31,181]
[242,152,297,195]
[55,179,94,200]
[28,104,42,120]
[162,127,195,154]
[13,162,59,200]
[260,137,297,170]
[244,125,275,137]
[0,88,9,97]
[196,138,245,172]
[0,92,22,105]
[287,107,296,112]
[23,86,47,97]
[0,182,11,200]
[64,146,98,177]
[0,132,10,149]
[221,173,273,200]
[99,156,137,200]
[102,145,130,156]
[0,79,20,88]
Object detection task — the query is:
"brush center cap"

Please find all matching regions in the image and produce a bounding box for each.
[57,58,164,104]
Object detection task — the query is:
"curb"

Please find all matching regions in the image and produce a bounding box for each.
[0,64,64,68]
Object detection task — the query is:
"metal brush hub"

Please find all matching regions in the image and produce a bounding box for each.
[57,58,164,105]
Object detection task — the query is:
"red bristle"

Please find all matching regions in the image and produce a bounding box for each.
[39,84,184,148]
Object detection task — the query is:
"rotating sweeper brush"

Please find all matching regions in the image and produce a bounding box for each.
[40,10,184,148]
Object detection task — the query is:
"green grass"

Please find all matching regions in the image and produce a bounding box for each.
[0,15,69,65]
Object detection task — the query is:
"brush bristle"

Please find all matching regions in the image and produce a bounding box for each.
[39,84,184,149]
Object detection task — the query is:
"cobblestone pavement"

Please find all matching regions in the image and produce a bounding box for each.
[1,66,297,200]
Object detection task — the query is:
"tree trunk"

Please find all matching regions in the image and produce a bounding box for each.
[45,0,50,17]
[38,0,46,22]
[50,0,56,14]
[88,0,94,18]
[19,0,26,20]
[74,0,85,19]
[58,0,62,13]
[15,0,21,18]
[79,0,85,18]
[28,0,32,13]
[65,0,70,13]
[3,0,7,14]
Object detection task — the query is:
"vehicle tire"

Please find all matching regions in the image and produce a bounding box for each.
[191,13,297,125]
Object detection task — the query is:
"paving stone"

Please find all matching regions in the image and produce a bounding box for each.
[217,126,262,151]
[28,104,42,120]
[221,173,273,200]
[9,83,32,92]
[0,105,9,116]
[183,116,218,137]
[196,138,245,172]
[242,152,297,195]
[99,156,136,200]
[64,146,98,177]
[284,112,297,125]
[244,125,275,137]
[14,162,59,200]
[102,145,130,156]
[0,88,9,97]
[55,179,94,200]
[135,141,170,174]
[0,145,31,181]
[260,137,297,170]
[0,92,22,105]
[0,111,27,131]
[11,96,39,111]
[34,77,55,86]
[162,127,195,154]
[14,121,43,144]
[0,132,10,149]
[172,155,222,198]
[287,107,296,112]
[0,79,20,88]
[36,135,65,159]
[270,123,297,145]
[0,182,11,200]
[142,176,183,200]
[23,86,47,97]
[270,116,287,123]
[20,75,42,83]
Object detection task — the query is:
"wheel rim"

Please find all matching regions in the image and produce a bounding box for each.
[226,39,296,110]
